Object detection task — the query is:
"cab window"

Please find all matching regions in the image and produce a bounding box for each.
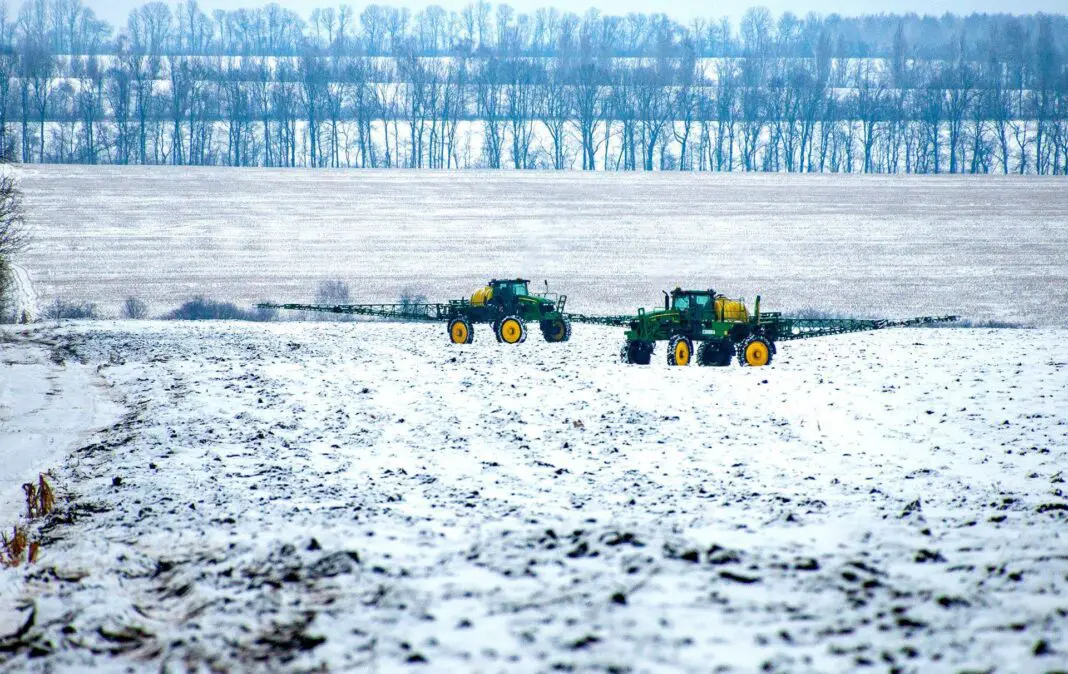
[509,282,529,296]
[674,294,711,311]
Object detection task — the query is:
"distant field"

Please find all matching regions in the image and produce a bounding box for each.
[16,166,1068,325]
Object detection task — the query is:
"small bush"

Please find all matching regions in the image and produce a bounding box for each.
[163,296,275,322]
[311,279,352,321]
[42,298,100,320]
[122,296,149,319]
[398,288,428,310]
[315,279,351,305]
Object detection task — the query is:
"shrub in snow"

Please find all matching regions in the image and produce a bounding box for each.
[122,297,149,320]
[312,279,352,321]
[399,288,428,309]
[164,296,275,322]
[42,298,100,320]
[315,280,351,305]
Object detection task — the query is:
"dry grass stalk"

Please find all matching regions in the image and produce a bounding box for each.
[22,473,56,520]
[7,474,55,567]
[38,474,55,515]
[23,482,39,519]
[1,526,29,567]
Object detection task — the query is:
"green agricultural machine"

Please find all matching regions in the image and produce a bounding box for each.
[569,287,958,367]
[259,278,572,345]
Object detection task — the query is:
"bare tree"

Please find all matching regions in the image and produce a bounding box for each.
[475,56,505,168]
[76,54,105,163]
[854,60,886,173]
[0,51,15,161]
[298,46,327,167]
[0,172,27,320]
[505,57,537,168]
[712,59,738,171]
[672,46,698,170]
[108,40,133,164]
[570,61,605,170]
[536,61,571,169]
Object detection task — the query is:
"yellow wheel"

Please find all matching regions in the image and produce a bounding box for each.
[496,315,527,344]
[667,335,693,366]
[540,318,572,343]
[448,317,473,344]
[741,336,773,367]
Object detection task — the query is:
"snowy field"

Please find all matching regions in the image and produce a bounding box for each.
[16,166,1068,326]
[1,321,1066,672]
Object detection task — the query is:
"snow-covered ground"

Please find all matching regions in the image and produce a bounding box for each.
[0,330,121,522]
[16,166,1068,326]
[1,321,1065,672]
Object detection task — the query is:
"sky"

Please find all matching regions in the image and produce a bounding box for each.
[81,0,1067,27]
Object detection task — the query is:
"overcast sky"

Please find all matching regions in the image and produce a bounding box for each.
[80,0,1066,27]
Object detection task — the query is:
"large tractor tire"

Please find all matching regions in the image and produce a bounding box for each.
[448,317,474,344]
[620,340,653,365]
[667,335,694,367]
[540,317,572,343]
[495,315,527,344]
[738,335,774,367]
[698,339,733,366]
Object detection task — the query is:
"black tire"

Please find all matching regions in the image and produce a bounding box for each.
[540,317,572,343]
[620,340,653,365]
[667,335,694,367]
[697,339,733,366]
[738,335,774,367]
[495,315,527,344]
[448,316,474,344]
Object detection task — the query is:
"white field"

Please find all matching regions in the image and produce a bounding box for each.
[15,165,1068,326]
[0,321,1066,672]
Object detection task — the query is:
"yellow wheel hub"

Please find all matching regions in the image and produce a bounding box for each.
[674,340,691,366]
[745,341,769,366]
[450,322,469,344]
[549,321,566,341]
[500,319,523,344]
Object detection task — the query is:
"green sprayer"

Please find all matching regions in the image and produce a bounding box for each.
[260,278,572,345]
[566,287,958,367]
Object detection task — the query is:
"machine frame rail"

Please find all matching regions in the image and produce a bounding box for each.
[564,313,633,327]
[257,302,468,322]
[769,315,960,341]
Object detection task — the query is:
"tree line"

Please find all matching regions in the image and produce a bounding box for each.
[0,0,1066,174]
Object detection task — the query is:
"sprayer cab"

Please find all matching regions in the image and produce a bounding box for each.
[668,288,752,322]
